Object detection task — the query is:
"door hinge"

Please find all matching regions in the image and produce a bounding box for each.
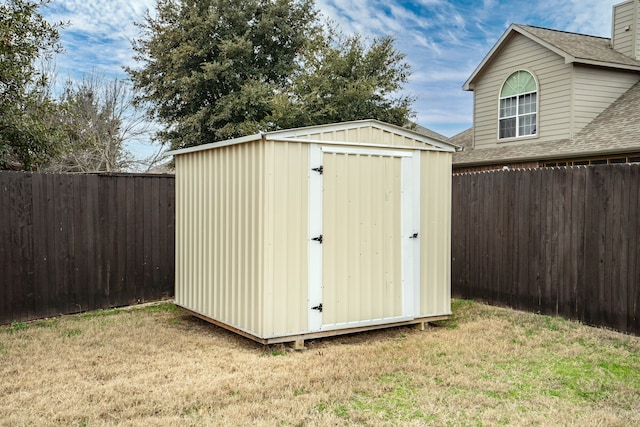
[311,303,323,312]
[409,233,419,239]
[311,165,323,175]
[311,234,323,244]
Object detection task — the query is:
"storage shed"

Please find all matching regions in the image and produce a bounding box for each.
[169,119,459,346]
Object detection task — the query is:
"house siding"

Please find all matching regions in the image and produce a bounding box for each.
[612,0,637,59]
[573,65,640,134]
[473,33,572,149]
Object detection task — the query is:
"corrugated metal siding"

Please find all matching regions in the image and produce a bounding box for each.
[573,65,640,133]
[175,143,266,337]
[612,1,636,58]
[263,140,310,337]
[321,152,403,324]
[175,125,452,342]
[473,34,572,148]
[288,125,427,148]
[420,151,452,315]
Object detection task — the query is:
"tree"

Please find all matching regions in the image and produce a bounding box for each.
[0,0,65,170]
[46,73,154,173]
[283,33,413,129]
[127,0,414,151]
[128,0,320,150]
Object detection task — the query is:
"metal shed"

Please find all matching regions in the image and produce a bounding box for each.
[169,119,458,346]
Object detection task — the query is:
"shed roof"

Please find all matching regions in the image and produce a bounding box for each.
[464,24,640,90]
[452,81,640,166]
[168,119,460,156]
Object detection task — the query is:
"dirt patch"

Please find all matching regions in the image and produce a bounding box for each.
[1,300,639,426]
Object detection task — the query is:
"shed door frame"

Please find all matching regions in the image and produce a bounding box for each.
[307,144,421,332]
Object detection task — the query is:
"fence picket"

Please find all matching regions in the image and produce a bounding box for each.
[452,164,640,335]
[0,172,175,324]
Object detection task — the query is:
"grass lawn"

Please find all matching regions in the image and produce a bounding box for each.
[1,299,639,426]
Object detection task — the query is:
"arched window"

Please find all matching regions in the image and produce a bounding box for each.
[499,70,537,139]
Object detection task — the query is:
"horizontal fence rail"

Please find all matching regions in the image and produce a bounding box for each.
[452,164,640,335]
[0,172,175,324]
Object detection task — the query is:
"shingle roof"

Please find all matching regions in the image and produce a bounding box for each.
[448,128,473,150]
[516,25,640,69]
[411,123,450,143]
[453,81,640,166]
[464,23,640,90]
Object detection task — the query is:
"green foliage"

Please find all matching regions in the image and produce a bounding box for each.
[0,0,65,170]
[80,308,123,318]
[127,0,414,151]
[139,302,180,313]
[287,33,413,128]
[64,328,82,338]
[128,0,320,150]
[8,321,28,332]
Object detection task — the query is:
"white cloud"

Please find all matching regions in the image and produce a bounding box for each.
[40,0,631,141]
[540,0,618,36]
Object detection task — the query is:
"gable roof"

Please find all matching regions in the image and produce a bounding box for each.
[411,123,450,143]
[448,127,473,151]
[453,81,640,166]
[168,119,460,156]
[464,24,640,91]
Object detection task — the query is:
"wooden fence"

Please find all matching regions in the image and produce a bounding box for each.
[4,165,639,334]
[0,172,175,324]
[452,164,640,335]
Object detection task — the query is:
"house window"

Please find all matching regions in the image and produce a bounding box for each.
[499,70,537,139]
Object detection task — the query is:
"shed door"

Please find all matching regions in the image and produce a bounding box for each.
[308,145,421,332]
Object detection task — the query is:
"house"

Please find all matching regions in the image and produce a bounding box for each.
[453,0,640,173]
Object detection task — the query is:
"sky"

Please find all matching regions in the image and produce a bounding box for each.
[41,0,623,160]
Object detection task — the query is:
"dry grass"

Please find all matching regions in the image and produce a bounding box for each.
[1,300,639,426]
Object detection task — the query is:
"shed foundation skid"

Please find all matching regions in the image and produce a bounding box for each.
[181,306,450,346]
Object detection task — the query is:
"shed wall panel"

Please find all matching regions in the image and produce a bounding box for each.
[420,151,452,316]
[174,143,266,336]
[263,140,310,337]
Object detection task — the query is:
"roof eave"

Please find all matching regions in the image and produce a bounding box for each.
[463,24,582,90]
[167,120,460,156]
[166,133,264,156]
[463,24,520,91]
[572,58,640,71]
[453,146,640,167]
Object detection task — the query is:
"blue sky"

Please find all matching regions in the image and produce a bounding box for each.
[42,0,622,159]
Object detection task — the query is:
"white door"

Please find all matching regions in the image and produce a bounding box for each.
[308,144,420,332]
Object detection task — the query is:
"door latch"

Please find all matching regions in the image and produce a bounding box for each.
[409,233,419,239]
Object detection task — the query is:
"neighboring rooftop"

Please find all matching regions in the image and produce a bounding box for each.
[464,22,640,91]
[448,128,473,151]
[516,24,640,69]
[411,123,450,143]
[453,81,640,166]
